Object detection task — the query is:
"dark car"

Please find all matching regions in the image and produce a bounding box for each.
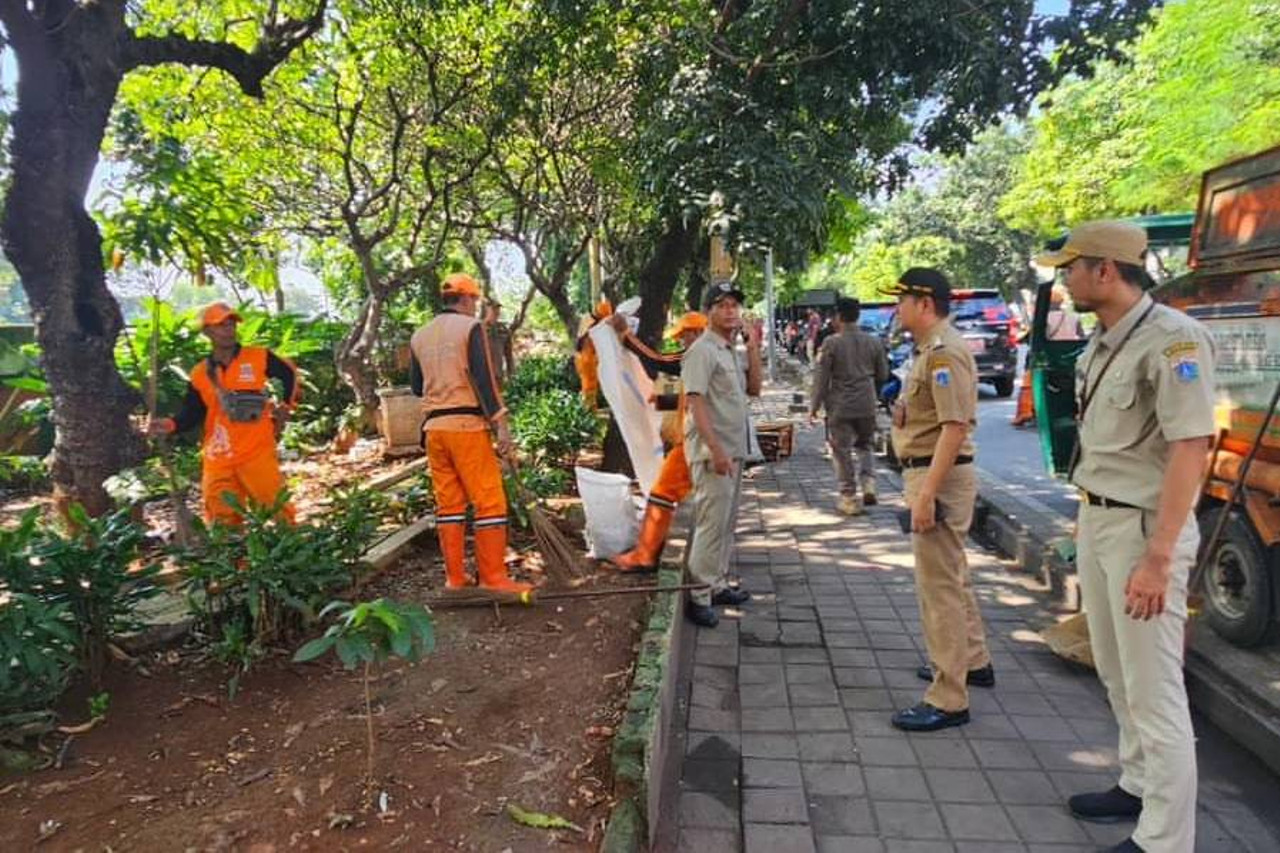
[857,302,897,345]
[949,289,1018,397]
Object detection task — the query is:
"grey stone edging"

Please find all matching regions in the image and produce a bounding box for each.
[602,566,685,852]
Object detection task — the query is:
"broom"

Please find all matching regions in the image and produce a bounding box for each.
[503,459,587,589]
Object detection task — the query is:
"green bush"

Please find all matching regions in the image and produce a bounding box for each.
[510,388,600,466]
[176,487,387,695]
[0,455,48,492]
[504,354,576,409]
[0,594,78,715]
[1,506,158,705]
[27,507,160,687]
[516,465,572,499]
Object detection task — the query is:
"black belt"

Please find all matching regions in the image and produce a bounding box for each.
[900,454,973,469]
[1080,489,1139,510]
[425,406,484,421]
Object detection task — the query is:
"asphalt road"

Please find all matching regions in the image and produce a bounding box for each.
[974,385,1080,519]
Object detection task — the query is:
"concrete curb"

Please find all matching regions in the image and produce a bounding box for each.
[968,470,1080,610]
[968,469,1280,779]
[602,566,685,853]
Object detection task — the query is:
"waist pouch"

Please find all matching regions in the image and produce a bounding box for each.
[222,391,270,423]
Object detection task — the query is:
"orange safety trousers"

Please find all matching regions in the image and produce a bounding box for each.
[426,429,511,589]
[202,446,295,526]
[647,442,692,510]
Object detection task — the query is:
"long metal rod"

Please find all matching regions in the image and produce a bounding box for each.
[764,248,777,383]
[1190,377,1280,596]
[427,583,709,609]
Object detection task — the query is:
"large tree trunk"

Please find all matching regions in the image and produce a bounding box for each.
[1,4,144,515]
[336,290,385,432]
[529,271,580,344]
[636,218,698,347]
[601,218,698,474]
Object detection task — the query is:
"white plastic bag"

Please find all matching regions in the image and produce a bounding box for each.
[589,322,665,495]
[575,466,640,559]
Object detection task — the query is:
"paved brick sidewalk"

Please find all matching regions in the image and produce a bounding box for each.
[667,421,1280,853]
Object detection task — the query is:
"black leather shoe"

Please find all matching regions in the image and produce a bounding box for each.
[685,601,720,628]
[711,586,751,606]
[890,702,969,732]
[915,663,996,688]
[1068,785,1142,823]
[1106,840,1143,852]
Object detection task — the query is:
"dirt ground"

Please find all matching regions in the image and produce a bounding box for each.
[0,543,650,852]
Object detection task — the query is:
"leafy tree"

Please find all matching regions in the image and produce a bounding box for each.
[1001,0,1280,233]
[610,0,1160,343]
[0,0,325,514]
[796,124,1038,302]
[874,124,1038,298]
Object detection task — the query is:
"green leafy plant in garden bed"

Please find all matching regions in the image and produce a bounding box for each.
[509,388,601,467]
[385,473,434,526]
[1,507,157,762]
[294,598,434,790]
[0,455,48,492]
[504,353,577,408]
[0,595,78,718]
[8,506,160,689]
[514,466,572,500]
[176,487,388,696]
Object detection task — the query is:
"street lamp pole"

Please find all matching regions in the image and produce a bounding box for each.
[764,248,776,383]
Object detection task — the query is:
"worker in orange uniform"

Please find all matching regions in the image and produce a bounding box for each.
[148,302,298,525]
[574,300,613,408]
[409,273,531,594]
[606,311,707,572]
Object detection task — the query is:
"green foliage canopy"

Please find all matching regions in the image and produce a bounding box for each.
[1001,0,1280,234]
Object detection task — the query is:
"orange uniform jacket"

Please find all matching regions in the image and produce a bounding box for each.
[171,346,298,468]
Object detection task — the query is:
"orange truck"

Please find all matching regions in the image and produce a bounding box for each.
[1032,145,1280,647]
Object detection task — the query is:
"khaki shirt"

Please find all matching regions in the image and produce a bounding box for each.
[1071,293,1216,510]
[811,329,889,420]
[682,329,749,462]
[891,321,977,460]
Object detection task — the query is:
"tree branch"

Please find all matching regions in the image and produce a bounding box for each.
[121,1,327,99]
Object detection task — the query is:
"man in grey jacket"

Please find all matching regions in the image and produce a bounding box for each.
[809,297,890,515]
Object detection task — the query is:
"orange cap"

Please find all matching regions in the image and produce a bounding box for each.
[200,302,242,328]
[667,311,708,339]
[591,299,613,320]
[441,272,482,298]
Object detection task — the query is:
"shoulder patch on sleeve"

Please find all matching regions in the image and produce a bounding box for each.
[1165,341,1202,383]
[931,361,952,387]
[1162,341,1199,359]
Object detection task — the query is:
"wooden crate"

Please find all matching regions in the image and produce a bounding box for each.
[756,421,794,462]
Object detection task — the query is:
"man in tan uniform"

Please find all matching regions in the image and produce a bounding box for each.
[682,281,762,628]
[1037,221,1214,853]
[809,296,890,515]
[886,268,992,732]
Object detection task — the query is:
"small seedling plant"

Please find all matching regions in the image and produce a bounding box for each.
[293,599,434,793]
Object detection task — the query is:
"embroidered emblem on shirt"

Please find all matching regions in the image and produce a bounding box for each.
[239,363,255,382]
[932,365,951,387]
[1172,356,1200,383]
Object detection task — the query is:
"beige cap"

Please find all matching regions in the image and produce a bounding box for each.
[1034,220,1148,268]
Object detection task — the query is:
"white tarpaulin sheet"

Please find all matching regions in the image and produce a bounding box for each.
[589,322,665,495]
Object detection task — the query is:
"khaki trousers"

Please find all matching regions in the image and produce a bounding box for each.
[687,459,742,606]
[1077,504,1197,853]
[827,415,877,496]
[903,465,989,712]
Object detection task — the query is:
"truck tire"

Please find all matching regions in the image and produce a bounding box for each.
[1198,508,1273,648]
[993,376,1015,398]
